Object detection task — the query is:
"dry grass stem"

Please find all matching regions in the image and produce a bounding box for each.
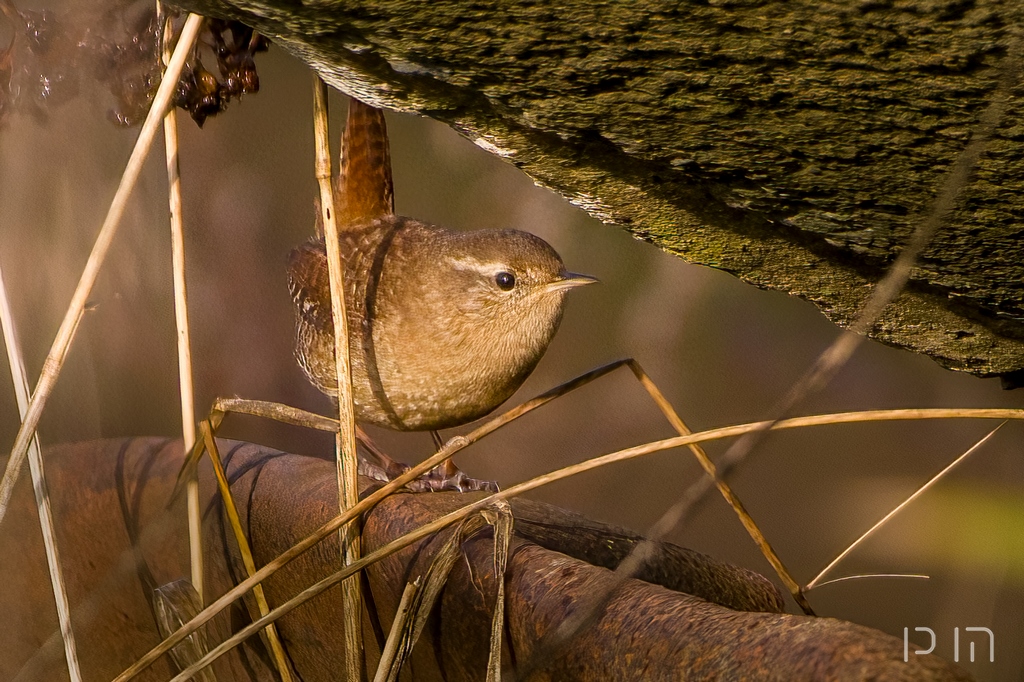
[200,422,293,680]
[0,12,206,527]
[624,360,813,614]
[0,288,79,514]
[153,580,217,682]
[312,74,363,681]
[810,574,930,589]
[374,511,490,682]
[805,422,1006,591]
[372,580,419,682]
[172,399,373,502]
[214,397,338,430]
[114,406,1024,682]
[0,265,83,681]
[158,6,203,603]
[482,501,513,682]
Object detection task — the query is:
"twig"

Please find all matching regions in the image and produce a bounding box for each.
[312,75,364,681]
[482,502,513,682]
[805,422,1006,591]
[0,12,206,526]
[0,265,82,681]
[111,406,1024,682]
[158,5,203,603]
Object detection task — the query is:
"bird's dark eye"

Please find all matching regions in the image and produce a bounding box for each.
[495,271,516,291]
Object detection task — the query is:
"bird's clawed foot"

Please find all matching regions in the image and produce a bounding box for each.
[412,462,500,493]
[357,430,498,493]
[357,457,497,493]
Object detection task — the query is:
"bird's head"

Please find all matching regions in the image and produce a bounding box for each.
[442,229,596,342]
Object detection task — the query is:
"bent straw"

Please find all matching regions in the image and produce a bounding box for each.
[0,13,206,526]
[201,423,293,680]
[0,265,83,681]
[806,422,1006,591]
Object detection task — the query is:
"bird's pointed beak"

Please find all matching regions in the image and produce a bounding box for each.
[543,272,599,293]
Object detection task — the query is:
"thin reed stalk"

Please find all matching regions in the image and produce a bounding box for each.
[0,264,83,681]
[372,580,418,682]
[158,6,203,602]
[312,75,364,681]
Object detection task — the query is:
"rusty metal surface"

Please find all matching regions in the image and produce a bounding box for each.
[0,438,975,681]
[0,438,193,681]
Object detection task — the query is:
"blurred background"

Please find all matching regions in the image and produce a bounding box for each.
[1,22,1022,681]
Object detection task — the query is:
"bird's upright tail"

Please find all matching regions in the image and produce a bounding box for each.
[336,97,395,229]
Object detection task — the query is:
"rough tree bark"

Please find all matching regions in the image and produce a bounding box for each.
[0,438,973,681]
[168,0,1024,383]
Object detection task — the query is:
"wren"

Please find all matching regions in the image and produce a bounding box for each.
[287,98,594,436]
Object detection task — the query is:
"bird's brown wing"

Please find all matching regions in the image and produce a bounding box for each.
[287,227,388,331]
[336,97,394,228]
[287,240,333,329]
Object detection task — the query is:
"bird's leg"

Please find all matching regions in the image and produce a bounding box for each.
[430,429,461,479]
[431,429,459,480]
[355,426,409,481]
[407,430,499,494]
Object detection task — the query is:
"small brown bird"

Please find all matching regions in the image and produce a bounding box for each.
[288,98,593,481]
